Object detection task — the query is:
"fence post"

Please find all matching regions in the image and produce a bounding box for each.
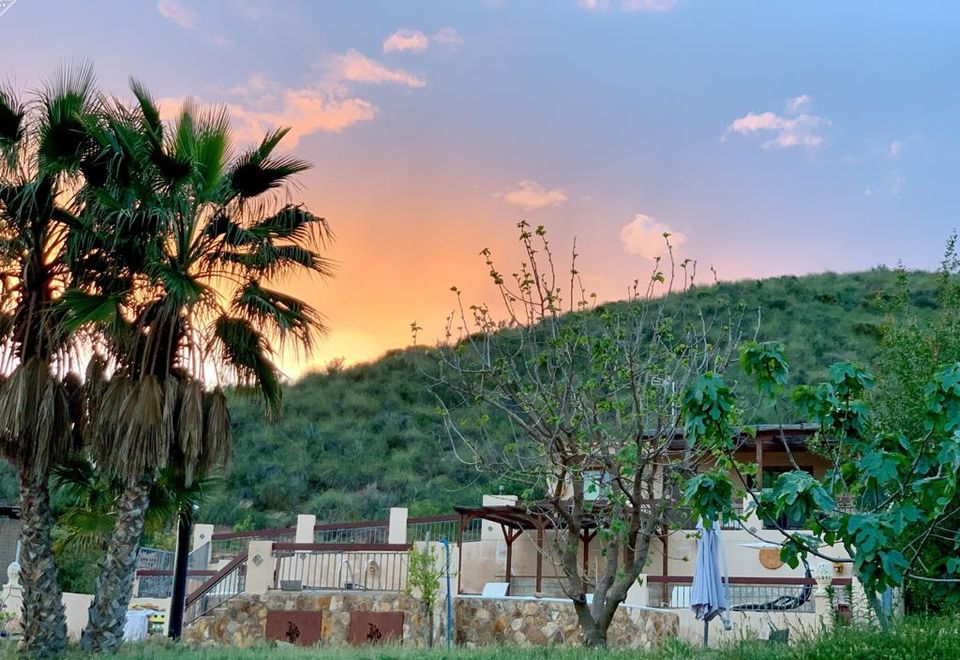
[296,514,316,544]
[245,540,276,595]
[389,507,408,544]
[192,523,215,559]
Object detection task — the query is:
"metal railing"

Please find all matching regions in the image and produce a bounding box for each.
[137,546,174,571]
[645,575,853,613]
[407,514,482,543]
[272,543,410,592]
[183,551,248,625]
[135,542,211,597]
[136,571,215,599]
[313,520,390,544]
[210,527,296,562]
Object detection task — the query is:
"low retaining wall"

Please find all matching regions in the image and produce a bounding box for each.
[456,596,677,648]
[185,591,678,649]
[184,591,434,648]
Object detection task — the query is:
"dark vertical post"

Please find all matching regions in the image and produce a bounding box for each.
[580,530,590,593]
[534,523,544,597]
[167,511,191,639]
[661,527,669,576]
[502,525,514,596]
[756,437,764,490]
[456,514,465,595]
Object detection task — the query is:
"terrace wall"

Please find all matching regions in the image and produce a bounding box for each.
[183,591,678,649]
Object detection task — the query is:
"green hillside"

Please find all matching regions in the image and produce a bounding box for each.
[199,268,940,529]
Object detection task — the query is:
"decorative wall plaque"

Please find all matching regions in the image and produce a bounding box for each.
[759,546,784,570]
[348,611,404,646]
[265,610,323,647]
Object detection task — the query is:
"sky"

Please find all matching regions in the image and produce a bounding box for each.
[2,1,959,377]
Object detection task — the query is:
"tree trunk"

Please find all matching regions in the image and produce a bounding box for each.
[426,607,434,648]
[17,469,68,658]
[80,476,152,654]
[573,597,607,648]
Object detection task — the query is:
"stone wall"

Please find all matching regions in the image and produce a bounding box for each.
[184,591,436,648]
[455,596,677,649]
[185,591,678,650]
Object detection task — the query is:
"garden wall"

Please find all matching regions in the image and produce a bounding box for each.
[184,591,437,648]
[184,591,679,649]
[456,596,677,648]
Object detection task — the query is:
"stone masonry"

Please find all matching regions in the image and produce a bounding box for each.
[185,590,678,649]
[456,597,677,649]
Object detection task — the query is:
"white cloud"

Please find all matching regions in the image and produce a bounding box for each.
[496,180,568,211]
[383,29,430,53]
[333,49,425,87]
[157,0,196,29]
[864,173,906,197]
[621,0,677,11]
[432,27,465,50]
[887,135,920,160]
[724,95,831,150]
[785,94,810,114]
[620,214,686,259]
[579,0,677,11]
[383,27,463,54]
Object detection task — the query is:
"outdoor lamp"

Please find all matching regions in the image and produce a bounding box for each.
[813,560,833,595]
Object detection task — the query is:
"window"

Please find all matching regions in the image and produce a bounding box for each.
[583,470,612,502]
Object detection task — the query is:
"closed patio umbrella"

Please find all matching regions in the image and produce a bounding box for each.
[690,521,728,646]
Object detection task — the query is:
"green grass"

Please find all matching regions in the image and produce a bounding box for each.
[4,615,956,659]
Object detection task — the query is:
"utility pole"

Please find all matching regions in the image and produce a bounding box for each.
[167,510,192,639]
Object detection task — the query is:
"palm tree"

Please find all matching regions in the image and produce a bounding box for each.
[69,83,331,653]
[52,459,212,556]
[0,67,100,657]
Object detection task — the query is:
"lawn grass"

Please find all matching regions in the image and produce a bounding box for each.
[3,615,958,659]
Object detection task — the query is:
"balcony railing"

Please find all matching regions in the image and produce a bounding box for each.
[313,520,390,545]
[272,543,411,592]
[183,551,248,624]
[645,575,852,613]
[210,527,296,562]
[407,514,482,543]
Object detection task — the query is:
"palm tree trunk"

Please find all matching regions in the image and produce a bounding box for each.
[80,475,152,654]
[18,469,68,658]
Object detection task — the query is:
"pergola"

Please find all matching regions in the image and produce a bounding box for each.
[453,501,600,596]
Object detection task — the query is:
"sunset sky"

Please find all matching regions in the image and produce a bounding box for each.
[2,1,959,377]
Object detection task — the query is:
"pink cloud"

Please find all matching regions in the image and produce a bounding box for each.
[724,96,831,150]
[620,214,686,259]
[432,27,464,49]
[333,50,425,87]
[383,29,430,53]
[156,0,196,29]
[495,180,568,210]
[382,27,464,54]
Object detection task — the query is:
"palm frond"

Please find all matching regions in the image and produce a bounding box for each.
[0,84,25,166]
[37,61,99,173]
[128,78,163,144]
[0,358,72,475]
[213,316,281,416]
[57,289,124,334]
[250,204,332,245]
[229,128,310,198]
[232,280,325,348]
